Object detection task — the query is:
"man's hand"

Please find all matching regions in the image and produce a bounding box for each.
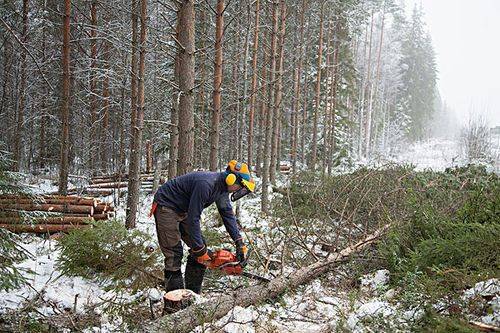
[235,239,248,267]
[192,246,214,266]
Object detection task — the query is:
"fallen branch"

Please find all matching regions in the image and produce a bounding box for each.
[469,321,500,332]
[143,224,390,332]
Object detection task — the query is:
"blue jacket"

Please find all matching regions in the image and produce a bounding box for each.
[154,171,241,250]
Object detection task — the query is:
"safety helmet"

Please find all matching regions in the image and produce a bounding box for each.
[224,160,255,201]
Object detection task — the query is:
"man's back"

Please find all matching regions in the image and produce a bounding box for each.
[154,171,225,214]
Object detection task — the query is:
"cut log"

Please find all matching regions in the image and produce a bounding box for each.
[66,213,111,220]
[0,197,97,207]
[0,203,94,215]
[87,181,128,189]
[0,216,94,225]
[0,224,91,233]
[143,224,391,332]
[85,189,114,196]
[163,289,196,315]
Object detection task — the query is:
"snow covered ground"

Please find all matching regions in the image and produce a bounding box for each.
[1,138,499,332]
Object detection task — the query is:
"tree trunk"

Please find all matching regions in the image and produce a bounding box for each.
[310,1,325,171]
[13,0,29,171]
[58,0,71,195]
[143,224,390,333]
[168,28,179,179]
[270,0,286,184]
[125,0,147,229]
[100,39,111,173]
[209,0,223,171]
[247,0,260,169]
[291,0,307,173]
[363,9,375,158]
[327,30,339,175]
[176,0,195,175]
[261,0,279,213]
[196,7,207,169]
[89,0,98,173]
[255,28,269,177]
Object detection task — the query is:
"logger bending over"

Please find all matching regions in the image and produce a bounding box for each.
[150,160,255,294]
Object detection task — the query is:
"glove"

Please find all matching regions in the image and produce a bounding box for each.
[191,245,214,266]
[235,239,248,267]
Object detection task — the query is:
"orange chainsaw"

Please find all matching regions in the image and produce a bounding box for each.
[208,249,270,282]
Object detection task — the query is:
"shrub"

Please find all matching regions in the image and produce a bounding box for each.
[275,165,499,299]
[0,148,33,291]
[56,220,163,291]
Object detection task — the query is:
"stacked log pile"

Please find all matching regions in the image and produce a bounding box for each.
[75,172,165,197]
[279,163,292,174]
[0,195,114,234]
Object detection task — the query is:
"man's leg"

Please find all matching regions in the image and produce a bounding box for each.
[179,219,207,294]
[154,206,184,292]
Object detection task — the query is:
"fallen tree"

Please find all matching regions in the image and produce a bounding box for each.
[143,224,390,333]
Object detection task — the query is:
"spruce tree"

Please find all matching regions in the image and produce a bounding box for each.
[397,5,437,141]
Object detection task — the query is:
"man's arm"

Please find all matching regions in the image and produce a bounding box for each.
[187,181,211,255]
[215,195,242,243]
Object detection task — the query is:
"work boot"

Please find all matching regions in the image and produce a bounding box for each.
[164,269,184,292]
[184,255,206,294]
[163,269,185,314]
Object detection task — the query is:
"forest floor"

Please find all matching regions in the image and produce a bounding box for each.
[0,138,499,332]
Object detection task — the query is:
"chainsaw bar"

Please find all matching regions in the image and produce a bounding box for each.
[217,261,270,282]
[241,271,271,283]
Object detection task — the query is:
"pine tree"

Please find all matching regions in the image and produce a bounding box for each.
[397,5,437,141]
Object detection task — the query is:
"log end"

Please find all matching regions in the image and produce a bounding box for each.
[163,289,196,314]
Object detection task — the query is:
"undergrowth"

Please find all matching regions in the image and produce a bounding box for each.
[275,164,499,328]
[56,219,163,292]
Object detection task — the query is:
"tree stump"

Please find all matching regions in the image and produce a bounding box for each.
[163,289,196,315]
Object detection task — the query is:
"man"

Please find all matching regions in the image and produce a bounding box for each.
[151,160,255,294]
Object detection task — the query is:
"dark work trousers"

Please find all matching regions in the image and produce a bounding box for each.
[154,205,207,294]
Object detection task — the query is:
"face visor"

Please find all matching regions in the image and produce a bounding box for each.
[230,178,255,202]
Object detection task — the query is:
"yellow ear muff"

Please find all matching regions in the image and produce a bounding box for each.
[225,173,237,186]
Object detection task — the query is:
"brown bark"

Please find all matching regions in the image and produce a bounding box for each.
[255,28,269,177]
[85,189,114,197]
[261,1,279,213]
[0,197,97,207]
[0,216,94,225]
[58,0,71,195]
[0,203,94,215]
[126,0,147,229]
[13,0,29,171]
[196,8,207,169]
[301,42,312,165]
[270,0,286,184]
[100,39,111,172]
[168,50,179,179]
[209,0,224,171]
[90,181,128,189]
[291,0,307,173]
[143,224,390,332]
[89,0,98,173]
[176,0,195,175]
[0,224,90,234]
[310,1,325,170]
[247,0,260,169]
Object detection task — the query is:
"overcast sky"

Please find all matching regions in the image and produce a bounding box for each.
[406,0,500,127]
